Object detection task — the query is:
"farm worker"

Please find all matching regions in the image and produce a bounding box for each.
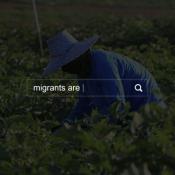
[42,30,165,124]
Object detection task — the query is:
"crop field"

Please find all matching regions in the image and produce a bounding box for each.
[0,1,175,175]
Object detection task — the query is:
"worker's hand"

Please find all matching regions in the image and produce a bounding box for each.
[52,120,73,134]
[63,121,72,129]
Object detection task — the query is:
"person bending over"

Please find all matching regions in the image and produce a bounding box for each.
[43,30,165,124]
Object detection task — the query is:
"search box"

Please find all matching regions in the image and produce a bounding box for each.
[27,79,149,98]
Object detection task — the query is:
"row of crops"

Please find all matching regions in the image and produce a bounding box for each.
[0,15,175,174]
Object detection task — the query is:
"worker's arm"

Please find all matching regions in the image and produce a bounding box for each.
[63,80,92,124]
[90,51,126,115]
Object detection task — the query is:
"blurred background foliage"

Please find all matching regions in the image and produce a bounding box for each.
[2,0,175,7]
[0,0,175,174]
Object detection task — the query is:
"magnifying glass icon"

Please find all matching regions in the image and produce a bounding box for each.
[134,84,143,92]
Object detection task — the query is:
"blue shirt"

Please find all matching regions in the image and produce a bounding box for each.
[65,49,165,123]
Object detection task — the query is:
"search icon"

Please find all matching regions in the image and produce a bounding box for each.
[134,84,143,92]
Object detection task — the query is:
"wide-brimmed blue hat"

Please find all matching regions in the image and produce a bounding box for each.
[42,30,99,76]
